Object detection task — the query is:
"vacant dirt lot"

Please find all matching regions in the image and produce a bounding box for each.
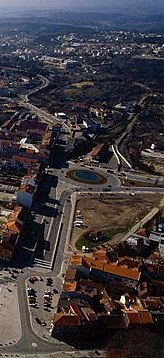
[72,81,94,88]
[70,193,163,251]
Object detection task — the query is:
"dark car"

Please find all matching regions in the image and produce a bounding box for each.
[46,278,53,286]
[28,288,36,296]
[53,288,58,294]
[44,301,51,307]
[12,269,19,274]
[11,273,17,279]
[35,317,42,324]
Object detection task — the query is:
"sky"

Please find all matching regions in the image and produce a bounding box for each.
[0,0,164,12]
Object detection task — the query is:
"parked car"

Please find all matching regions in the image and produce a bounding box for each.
[12,269,19,274]
[44,290,53,296]
[11,273,17,279]
[29,296,37,307]
[46,278,53,286]
[28,288,36,296]
[29,276,43,283]
[44,301,51,307]
[53,288,58,294]
[35,317,42,324]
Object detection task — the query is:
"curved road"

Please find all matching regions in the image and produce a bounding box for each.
[0,78,162,356]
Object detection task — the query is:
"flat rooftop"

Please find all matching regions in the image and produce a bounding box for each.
[0,191,16,203]
[0,184,17,194]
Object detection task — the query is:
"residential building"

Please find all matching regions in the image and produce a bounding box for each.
[82,118,100,132]
[86,143,108,162]
[51,298,97,338]
[0,205,25,261]
[72,251,141,289]
[17,176,37,208]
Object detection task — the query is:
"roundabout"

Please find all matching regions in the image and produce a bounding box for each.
[66,169,107,185]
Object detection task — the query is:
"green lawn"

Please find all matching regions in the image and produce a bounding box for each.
[75,227,126,251]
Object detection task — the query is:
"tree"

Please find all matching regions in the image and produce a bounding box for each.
[105,328,158,358]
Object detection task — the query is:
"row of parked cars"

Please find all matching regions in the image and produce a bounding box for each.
[44,290,53,308]
[29,276,53,286]
[73,210,85,228]
[27,277,54,309]
[28,288,37,307]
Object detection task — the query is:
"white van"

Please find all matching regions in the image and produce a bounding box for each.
[74,223,83,227]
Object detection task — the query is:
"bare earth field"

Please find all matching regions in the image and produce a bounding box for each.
[70,193,163,251]
[72,81,94,88]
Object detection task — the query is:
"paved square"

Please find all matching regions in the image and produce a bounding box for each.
[0,274,21,346]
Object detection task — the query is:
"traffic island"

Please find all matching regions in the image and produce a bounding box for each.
[66,169,107,185]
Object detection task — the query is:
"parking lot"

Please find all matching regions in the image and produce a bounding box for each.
[26,275,61,342]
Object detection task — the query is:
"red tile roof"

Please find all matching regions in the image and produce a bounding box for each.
[122,309,153,325]
[52,313,81,327]
[84,256,141,281]
[63,281,77,292]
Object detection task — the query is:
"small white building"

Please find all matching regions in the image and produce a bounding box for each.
[55,112,67,122]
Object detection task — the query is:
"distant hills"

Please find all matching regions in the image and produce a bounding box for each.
[0,0,164,17]
[0,7,164,33]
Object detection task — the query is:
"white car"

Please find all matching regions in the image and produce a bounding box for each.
[74,220,84,225]
[74,223,83,227]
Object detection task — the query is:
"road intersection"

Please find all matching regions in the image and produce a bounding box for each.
[0,78,163,357]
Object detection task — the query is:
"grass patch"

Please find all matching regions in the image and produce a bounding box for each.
[105,227,127,240]
[75,227,126,251]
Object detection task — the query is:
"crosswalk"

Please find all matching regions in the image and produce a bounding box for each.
[34,258,52,270]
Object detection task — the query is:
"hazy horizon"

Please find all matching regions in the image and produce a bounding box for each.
[0,0,164,14]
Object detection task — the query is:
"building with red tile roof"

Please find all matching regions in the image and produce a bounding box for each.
[122,308,153,325]
[0,205,25,261]
[79,252,141,289]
